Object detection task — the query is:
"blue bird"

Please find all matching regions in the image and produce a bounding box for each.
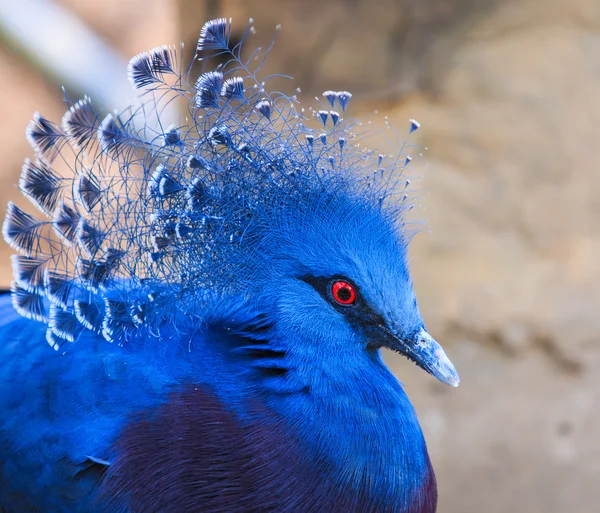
[0,18,459,512]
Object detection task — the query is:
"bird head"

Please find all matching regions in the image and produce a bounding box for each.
[239,192,459,387]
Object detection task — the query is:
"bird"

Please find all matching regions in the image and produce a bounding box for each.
[0,17,459,513]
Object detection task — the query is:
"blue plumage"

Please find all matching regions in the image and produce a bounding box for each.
[0,17,458,512]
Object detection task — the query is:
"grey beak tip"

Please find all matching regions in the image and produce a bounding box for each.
[448,376,460,388]
[416,329,460,388]
[439,360,460,388]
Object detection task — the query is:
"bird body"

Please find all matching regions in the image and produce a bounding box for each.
[0,292,435,512]
[0,18,457,512]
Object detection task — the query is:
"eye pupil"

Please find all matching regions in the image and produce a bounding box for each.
[331,280,356,305]
[337,288,351,301]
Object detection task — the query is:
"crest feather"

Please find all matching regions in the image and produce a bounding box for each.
[3,18,418,344]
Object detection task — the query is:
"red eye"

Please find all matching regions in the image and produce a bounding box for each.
[331,280,356,305]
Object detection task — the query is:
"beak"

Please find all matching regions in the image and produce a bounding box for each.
[381,326,460,387]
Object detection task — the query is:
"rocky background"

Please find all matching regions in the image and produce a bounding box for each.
[0,0,598,511]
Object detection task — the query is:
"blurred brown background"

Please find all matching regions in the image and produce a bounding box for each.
[1,0,599,512]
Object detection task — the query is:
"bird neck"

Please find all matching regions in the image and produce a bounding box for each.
[196,304,436,510]
[266,349,436,511]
